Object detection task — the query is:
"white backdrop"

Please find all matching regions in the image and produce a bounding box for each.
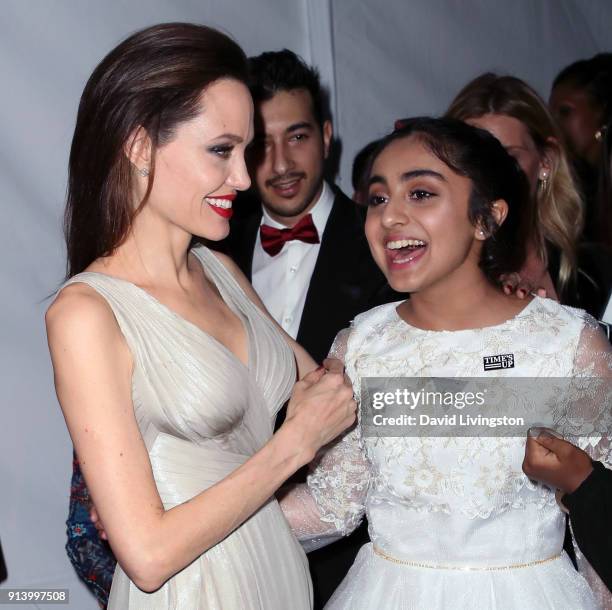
[0,1,610,608]
[332,0,612,188]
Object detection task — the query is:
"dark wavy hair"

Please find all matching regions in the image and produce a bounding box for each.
[65,23,248,277]
[553,53,612,125]
[351,139,380,201]
[553,54,612,247]
[367,117,532,285]
[247,49,329,129]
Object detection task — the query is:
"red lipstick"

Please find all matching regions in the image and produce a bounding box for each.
[206,193,235,219]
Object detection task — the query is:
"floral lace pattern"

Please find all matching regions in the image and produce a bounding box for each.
[280,329,370,549]
[339,299,611,521]
[281,297,611,608]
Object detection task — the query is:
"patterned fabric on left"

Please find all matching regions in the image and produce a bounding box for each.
[65,452,116,609]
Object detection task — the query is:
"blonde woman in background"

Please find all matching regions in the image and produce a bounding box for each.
[444,73,610,315]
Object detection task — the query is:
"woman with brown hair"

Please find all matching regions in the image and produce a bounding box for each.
[444,73,606,312]
[45,23,355,609]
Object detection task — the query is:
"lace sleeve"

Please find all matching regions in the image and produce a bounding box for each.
[279,329,370,552]
[570,314,612,466]
[568,315,612,609]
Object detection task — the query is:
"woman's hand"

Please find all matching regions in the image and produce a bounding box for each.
[87,359,357,545]
[522,430,593,493]
[501,272,549,299]
[282,358,356,464]
[501,242,558,300]
[90,506,108,541]
[47,282,352,592]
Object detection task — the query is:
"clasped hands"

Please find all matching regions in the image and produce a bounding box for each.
[90,357,356,541]
[284,357,357,462]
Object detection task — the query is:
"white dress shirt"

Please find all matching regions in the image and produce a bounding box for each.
[252,182,334,338]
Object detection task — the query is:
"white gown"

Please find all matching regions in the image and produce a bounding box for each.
[284,297,611,609]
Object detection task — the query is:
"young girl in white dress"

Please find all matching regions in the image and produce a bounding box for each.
[282,118,611,609]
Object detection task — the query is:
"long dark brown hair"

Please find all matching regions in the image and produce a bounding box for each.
[65,23,248,277]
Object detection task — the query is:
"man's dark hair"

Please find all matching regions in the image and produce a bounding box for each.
[248,49,328,128]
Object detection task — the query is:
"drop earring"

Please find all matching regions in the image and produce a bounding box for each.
[539,170,549,192]
[138,167,150,177]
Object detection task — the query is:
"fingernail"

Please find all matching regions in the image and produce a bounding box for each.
[528,425,562,440]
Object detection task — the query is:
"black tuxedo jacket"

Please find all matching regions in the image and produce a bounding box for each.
[222,187,403,608]
[563,461,612,591]
[225,188,402,364]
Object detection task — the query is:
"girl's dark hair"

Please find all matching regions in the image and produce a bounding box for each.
[368,117,532,285]
[352,139,380,197]
[65,23,248,277]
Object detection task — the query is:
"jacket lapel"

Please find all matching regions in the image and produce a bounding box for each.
[228,206,261,281]
[297,191,375,360]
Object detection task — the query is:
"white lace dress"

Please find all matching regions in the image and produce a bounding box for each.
[283,297,611,609]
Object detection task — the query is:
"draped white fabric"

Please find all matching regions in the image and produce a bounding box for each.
[0,1,610,608]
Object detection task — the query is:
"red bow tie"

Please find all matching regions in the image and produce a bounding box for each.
[260,213,320,256]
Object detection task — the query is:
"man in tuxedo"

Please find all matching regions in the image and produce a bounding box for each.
[223,49,401,607]
[226,49,398,363]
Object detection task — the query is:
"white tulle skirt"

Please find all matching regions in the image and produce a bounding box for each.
[325,543,599,610]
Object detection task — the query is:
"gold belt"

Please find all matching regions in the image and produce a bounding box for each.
[373,546,562,572]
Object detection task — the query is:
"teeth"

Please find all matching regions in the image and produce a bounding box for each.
[206,197,232,209]
[275,181,298,189]
[386,239,426,249]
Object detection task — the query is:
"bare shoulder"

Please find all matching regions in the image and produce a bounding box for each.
[46,281,134,409]
[45,282,122,347]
